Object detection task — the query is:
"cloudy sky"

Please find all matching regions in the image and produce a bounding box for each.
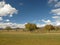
[0,0,60,28]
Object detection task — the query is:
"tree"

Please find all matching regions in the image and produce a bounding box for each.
[5,26,12,31]
[55,26,60,30]
[25,23,37,31]
[44,24,55,31]
[15,27,20,31]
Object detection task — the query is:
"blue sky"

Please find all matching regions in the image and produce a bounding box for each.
[2,0,51,23]
[0,0,60,28]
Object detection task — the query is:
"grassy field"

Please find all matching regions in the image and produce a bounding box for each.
[0,31,60,45]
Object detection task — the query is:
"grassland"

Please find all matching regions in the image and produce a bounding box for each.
[0,31,60,45]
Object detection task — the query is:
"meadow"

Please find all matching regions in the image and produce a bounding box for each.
[0,31,60,45]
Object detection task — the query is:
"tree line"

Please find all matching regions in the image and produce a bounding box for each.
[3,23,60,32]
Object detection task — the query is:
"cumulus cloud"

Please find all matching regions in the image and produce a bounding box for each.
[50,0,60,16]
[55,2,60,7]
[37,24,46,27]
[0,1,25,28]
[52,16,60,18]
[48,0,58,4]
[6,19,10,22]
[51,8,60,25]
[0,22,25,28]
[0,17,3,21]
[42,19,51,24]
[56,22,60,26]
[0,1,18,17]
[10,15,13,17]
[41,19,56,26]
[54,20,60,26]
[48,0,60,26]
[51,8,60,15]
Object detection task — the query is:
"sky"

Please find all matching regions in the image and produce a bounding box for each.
[0,0,60,28]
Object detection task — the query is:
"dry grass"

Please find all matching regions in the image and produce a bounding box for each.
[0,30,60,45]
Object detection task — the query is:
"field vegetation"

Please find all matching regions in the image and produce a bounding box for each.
[0,23,60,45]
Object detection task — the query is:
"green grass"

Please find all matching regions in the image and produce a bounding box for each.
[0,33,60,45]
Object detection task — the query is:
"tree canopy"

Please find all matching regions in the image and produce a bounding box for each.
[44,24,55,31]
[25,23,37,31]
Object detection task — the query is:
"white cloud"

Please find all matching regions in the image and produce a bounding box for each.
[52,16,60,18]
[55,20,60,26]
[0,17,3,21]
[51,8,60,25]
[0,1,18,17]
[0,1,5,8]
[42,19,51,24]
[48,0,58,4]
[6,19,10,22]
[55,2,60,7]
[51,8,60,15]
[0,22,25,28]
[48,0,60,26]
[41,19,56,26]
[37,24,46,27]
[10,15,13,17]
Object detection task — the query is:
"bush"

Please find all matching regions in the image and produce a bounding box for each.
[5,26,12,31]
[44,24,55,31]
[25,23,37,31]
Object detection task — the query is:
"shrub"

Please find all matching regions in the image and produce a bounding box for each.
[25,23,37,31]
[44,24,55,31]
[5,26,12,31]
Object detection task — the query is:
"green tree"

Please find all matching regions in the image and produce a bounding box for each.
[5,26,12,31]
[25,23,37,31]
[44,24,55,31]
